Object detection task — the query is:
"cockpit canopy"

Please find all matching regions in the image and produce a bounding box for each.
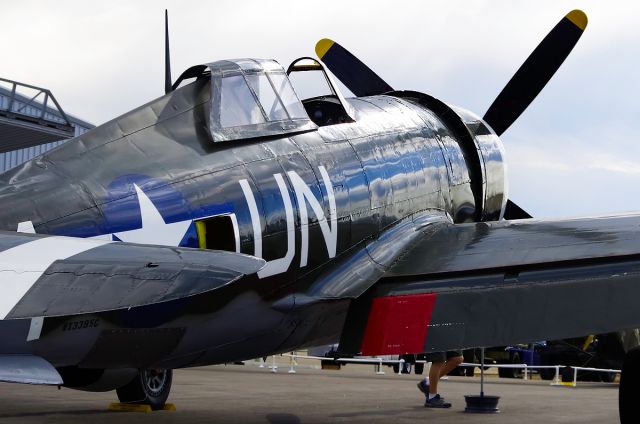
[173,58,360,142]
[204,59,317,142]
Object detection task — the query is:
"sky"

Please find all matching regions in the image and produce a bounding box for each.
[2,0,639,218]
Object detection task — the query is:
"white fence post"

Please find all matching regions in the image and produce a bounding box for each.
[288,352,297,374]
[551,366,561,386]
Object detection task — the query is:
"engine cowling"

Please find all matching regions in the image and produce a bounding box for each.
[450,105,508,221]
[391,90,507,222]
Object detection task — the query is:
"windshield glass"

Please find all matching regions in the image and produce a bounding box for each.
[208,58,316,142]
[246,74,288,121]
[269,73,308,119]
[220,75,265,128]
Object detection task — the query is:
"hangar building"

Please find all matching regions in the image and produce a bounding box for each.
[0,78,94,173]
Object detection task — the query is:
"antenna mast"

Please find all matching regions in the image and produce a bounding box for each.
[164,9,172,94]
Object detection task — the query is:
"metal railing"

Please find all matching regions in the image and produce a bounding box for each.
[563,366,621,387]
[279,354,400,375]
[278,353,620,387]
[0,77,73,132]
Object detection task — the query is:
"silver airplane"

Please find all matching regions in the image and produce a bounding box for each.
[0,8,638,423]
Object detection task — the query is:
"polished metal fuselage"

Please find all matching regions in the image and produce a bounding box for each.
[0,77,506,373]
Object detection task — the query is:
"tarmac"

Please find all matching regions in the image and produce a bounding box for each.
[0,358,619,424]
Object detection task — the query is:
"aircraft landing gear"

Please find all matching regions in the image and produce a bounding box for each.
[619,347,640,424]
[116,369,173,410]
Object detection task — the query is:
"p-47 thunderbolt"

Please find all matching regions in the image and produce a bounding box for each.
[0,9,638,423]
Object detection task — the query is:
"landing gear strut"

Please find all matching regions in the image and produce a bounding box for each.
[619,347,640,424]
[116,369,173,410]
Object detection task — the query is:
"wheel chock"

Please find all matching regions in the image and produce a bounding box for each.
[108,403,177,412]
[108,403,152,413]
[558,381,576,387]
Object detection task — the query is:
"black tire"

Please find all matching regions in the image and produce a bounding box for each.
[594,357,619,383]
[464,366,476,377]
[620,347,640,424]
[499,366,524,378]
[392,363,400,374]
[600,371,617,383]
[498,353,523,379]
[561,366,574,383]
[498,366,515,378]
[461,350,476,376]
[539,368,556,381]
[116,369,172,410]
[414,362,424,375]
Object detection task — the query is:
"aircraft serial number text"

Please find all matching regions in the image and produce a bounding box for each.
[62,319,99,331]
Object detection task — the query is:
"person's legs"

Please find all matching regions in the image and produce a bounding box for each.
[439,354,463,377]
[420,352,447,397]
[418,351,457,408]
[428,361,443,396]
[423,360,451,408]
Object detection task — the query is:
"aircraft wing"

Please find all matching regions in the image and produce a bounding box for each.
[0,354,63,385]
[0,231,264,320]
[337,213,640,356]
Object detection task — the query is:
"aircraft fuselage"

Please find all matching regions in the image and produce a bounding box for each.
[0,75,506,383]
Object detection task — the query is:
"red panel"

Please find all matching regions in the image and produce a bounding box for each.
[360,293,437,356]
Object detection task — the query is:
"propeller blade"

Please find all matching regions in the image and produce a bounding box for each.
[503,199,533,220]
[315,38,393,97]
[483,10,588,136]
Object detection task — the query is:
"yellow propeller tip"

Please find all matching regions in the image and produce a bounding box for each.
[315,39,335,59]
[566,10,588,31]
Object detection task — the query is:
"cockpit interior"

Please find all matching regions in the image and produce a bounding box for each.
[287,57,354,127]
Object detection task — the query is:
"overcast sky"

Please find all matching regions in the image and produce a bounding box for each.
[2,1,639,218]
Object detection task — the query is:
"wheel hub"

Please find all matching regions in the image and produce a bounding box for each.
[142,369,168,396]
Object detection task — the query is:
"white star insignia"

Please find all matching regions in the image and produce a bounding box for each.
[113,184,193,246]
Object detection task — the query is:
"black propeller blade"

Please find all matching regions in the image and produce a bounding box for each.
[503,199,533,220]
[482,10,587,136]
[316,11,587,221]
[315,38,393,97]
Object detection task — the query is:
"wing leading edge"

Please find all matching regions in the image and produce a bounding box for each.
[338,214,640,356]
[0,231,265,320]
[0,354,63,385]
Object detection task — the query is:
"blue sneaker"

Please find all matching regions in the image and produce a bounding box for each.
[417,380,429,396]
[424,394,451,408]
